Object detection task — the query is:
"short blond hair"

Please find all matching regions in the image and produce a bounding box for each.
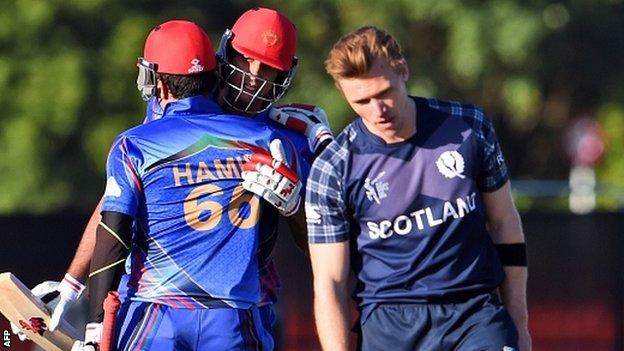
[325,26,405,80]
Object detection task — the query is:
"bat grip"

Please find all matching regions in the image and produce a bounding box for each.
[100,291,121,351]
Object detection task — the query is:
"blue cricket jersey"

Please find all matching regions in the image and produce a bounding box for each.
[102,95,304,309]
[306,96,508,321]
[135,97,313,306]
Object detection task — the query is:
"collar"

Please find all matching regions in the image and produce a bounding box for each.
[162,95,223,118]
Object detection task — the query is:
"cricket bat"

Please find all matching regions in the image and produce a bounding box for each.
[0,272,81,351]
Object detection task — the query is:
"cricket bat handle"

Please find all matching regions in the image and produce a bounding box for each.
[100,291,121,351]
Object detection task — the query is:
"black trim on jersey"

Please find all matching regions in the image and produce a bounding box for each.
[495,243,527,266]
[89,211,133,322]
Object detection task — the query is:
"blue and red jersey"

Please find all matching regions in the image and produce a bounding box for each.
[135,97,312,306]
[103,95,307,309]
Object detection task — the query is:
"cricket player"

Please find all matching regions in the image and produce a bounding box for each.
[12,9,331,350]
[306,26,531,351]
[79,19,303,350]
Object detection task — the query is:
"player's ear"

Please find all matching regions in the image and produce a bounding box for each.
[157,77,169,100]
[398,59,409,82]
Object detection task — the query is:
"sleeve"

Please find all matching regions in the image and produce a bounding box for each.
[476,112,510,192]
[101,136,143,216]
[305,141,350,243]
[89,211,133,322]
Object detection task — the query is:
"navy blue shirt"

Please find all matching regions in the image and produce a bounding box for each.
[305,97,508,320]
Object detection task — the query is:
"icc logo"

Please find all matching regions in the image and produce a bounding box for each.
[364,171,389,204]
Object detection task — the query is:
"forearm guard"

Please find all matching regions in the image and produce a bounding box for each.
[88,211,132,322]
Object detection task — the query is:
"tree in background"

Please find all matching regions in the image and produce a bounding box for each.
[0,0,622,213]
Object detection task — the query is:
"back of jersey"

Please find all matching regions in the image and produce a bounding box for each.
[102,96,299,309]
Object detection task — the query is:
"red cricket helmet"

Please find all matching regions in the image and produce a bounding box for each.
[143,20,216,75]
[216,8,299,113]
[137,20,216,101]
[231,7,297,71]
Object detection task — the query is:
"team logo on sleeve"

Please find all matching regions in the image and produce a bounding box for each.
[305,203,321,224]
[104,177,122,197]
[436,151,466,179]
[364,171,389,204]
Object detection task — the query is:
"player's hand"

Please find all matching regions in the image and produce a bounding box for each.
[10,280,59,341]
[71,323,102,351]
[50,273,85,331]
[268,104,334,156]
[242,139,302,216]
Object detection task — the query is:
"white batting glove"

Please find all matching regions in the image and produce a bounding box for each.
[10,274,85,340]
[268,104,334,156]
[50,273,85,331]
[71,323,101,351]
[242,139,302,216]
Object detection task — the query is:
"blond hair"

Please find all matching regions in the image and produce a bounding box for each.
[325,26,405,80]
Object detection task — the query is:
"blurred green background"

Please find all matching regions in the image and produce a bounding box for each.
[0,0,623,214]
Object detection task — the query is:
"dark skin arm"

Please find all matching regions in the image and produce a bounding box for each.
[285,206,309,256]
[66,198,103,280]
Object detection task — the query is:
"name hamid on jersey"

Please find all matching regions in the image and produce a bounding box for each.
[170,157,245,186]
[104,157,245,197]
[366,192,477,240]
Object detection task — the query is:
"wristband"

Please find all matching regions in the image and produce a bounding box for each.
[58,273,86,302]
[495,243,527,266]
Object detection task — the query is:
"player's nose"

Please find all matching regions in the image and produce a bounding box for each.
[247,60,263,86]
[371,99,387,119]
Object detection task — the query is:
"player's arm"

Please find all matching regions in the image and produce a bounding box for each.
[482,181,532,351]
[67,198,102,279]
[309,242,351,351]
[88,211,132,323]
[268,104,335,254]
[43,198,103,332]
[284,206,309,255]
[305,141,351,350]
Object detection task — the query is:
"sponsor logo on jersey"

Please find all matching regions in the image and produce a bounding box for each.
[436,150,466,179]
[366,192,477,240]
[104,177,122,197]
[305,203,321,224]
[364,171,389,204]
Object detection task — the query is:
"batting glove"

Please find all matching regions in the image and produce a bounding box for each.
[50,273,85,331]
[242,139,302,216]
[71,323,101,351]
[268,103,334,156]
